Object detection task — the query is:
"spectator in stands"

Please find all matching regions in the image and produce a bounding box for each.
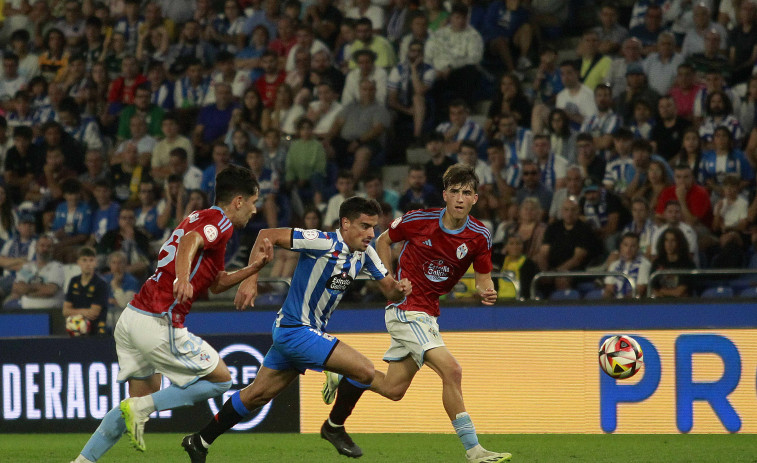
[345,0,386,32]
[575,133,606,185]
[650,227,696,297]
[528,0,568,40]
[698,92,744,149]
[426,3,484,110]
[114,114,157,166]
[205,51,251,104]
[347,17,396,70]
[284,48,314,105]
[117,83,164,139]
[399,163,439,211]
[533,134,568,193]
[51,178,92,262]
[531,45,563,108]
[3,234,65,310]
[201,142,232,201]
[436,99,486,156]
[30,145,77,203]
[491,233,538,299]
[607,38,643,98]
[388,40,435,143]
[650,95,690,162]
[604,232,651,299]
[622,197,658,255]
[668,128,702,178]
[555,59,596,130]
[458,141,496,219]
[255,51,286,110]
[651,198,701,263]
[698,126,754,204]
[729,1,757,85]
[398,12,431,64]
[41,120,85,173]
[323,170,360,229]
[669,63,702,121]
[230,87,265,144]
[8,91,34,131]
[258,128,287,178]
[711,174,749,267]
[167,147,202,192]
[208,0,246,53]
[538,198,595,290]
[542,108,575,163]
[193,82,237,166]
[643,32,683,96]
[483,0,533,72]
[4,126,43,204]
[270,206,322,279]
[304,0,342,48]
[491,111,532,162]
[152,113,194,181]
[363,173,400,216]
[9,30,40,81]
[487,73,532,132]
[134,180,165,244]
[424,132,455,198]
[342,49,387,106]
[63,246,109,335]
[549,164,583,222]
[38,28,70,83]
[686,29,730,77]
[285,117,327,210]
[593,3,628,56]
[113,0,143,55]
[628,99,655,140]
[577,30,611,91]
[286,24,330,73]
[97,207,151,278]
[326,79,390,181]
[693,70,738,122]
[681,3,728,58]
[629,3,664,56]
[166,19,215,69]
[0,53,28,108]
[182,189,210,219]
[108,55,147,111]
[579,178,627,254]
[0,213,37,301]
[739,76,757,139]
[110,142,151,203]
[580,83,619,160]
[89,179,120,245]
[603,128,635,195]
[266,84,305,138]
[516,159,552,213]
[310,50,345,97]
[245,147,280,228]
[173,58,211,110]
[503,197,546,261]
[102,249,139,323]
[486,138,520,201]
[59,98,104,155]
[307,81,342,138]
[614,62,659,123]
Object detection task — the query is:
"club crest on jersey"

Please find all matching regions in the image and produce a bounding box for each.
[326,272,353,294]
[204,224,218,242]
[302,229,319,240]
[423,259,450,282]
[456,243,468,259]
[391,217,401,229]
[189,212,200,223]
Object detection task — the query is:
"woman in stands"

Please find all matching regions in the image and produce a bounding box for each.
[545,108,577,163]
[502,197,546,262]
[668,128,702,179]
[486,73,532,133]
[633,159,672,214]
[264,84,305,139]
[650,227,695,297]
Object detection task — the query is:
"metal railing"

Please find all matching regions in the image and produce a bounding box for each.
[454,271,521,300]
[646,268,757,298]
[530,271,637,300]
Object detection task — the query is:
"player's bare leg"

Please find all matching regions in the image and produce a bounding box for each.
[71,375,162,462]
[424,347,511,463]
[369,356,419,401]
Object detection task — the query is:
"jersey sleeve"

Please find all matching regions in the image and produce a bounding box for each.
[184,209,233,251]
[361,246,388,280]
[386,211,418,242]
[472,236,493,274]
[291,228,334,254]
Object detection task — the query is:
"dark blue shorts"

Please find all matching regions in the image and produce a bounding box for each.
[263,325,340,373]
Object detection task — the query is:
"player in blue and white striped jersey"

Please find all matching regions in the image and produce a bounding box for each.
[182,197,412,461]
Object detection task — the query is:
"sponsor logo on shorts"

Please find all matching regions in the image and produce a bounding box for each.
[302,229,319,240]
[204,224,218,242]
[423,259,450,282]
[199,352,210,362]
[456,243,468,259]
[326,272,353,293]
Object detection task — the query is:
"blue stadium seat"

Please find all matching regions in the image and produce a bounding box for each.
[583,288,606,300]
[700,286,734,298]
[576,281,598,294]
[739,287,757,298]
[550,289,581,300]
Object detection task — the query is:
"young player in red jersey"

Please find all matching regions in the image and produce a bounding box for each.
[321,164,512,463]
[70,165,273,463]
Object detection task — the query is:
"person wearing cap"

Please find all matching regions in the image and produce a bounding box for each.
[613,61,659,122]
[342,48,387,106]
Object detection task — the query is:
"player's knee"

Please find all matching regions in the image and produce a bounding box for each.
[353,363,375,386]
[385,383,410,401]
[211,379,232,395]
[443,361,463,385]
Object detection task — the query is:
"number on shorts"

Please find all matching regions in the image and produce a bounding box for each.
[157,229,185,267]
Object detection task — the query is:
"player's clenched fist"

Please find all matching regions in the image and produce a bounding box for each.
[478,287,497,306]
[397,278,412,296]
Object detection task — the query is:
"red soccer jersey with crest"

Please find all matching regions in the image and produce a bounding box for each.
[386,208,492,317]
[129,206,234,327]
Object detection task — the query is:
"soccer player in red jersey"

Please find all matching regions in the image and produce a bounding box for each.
[322,164,512,462]
[70,165,273,463]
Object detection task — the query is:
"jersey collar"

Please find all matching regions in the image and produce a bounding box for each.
[336,229,352,254]
[438,208,468,234]
[210,205,230,225]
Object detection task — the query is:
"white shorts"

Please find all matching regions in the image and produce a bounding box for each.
[383,306,445,368]
[115,306,220,387]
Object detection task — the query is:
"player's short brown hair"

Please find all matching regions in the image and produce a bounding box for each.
[443,164,479,192]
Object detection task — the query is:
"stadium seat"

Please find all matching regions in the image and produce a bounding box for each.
[583,289,606,300]
[550,289,581,300]
[739,287,757,298]
[700,286,734,298]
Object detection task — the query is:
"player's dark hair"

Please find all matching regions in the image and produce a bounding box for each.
[443,164,479,192]
[214,164,259,205]
[78,246,96,258]
[339,196,382,223]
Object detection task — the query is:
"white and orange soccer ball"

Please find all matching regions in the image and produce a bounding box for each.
[598,335,644,379]
[65,314,91,337]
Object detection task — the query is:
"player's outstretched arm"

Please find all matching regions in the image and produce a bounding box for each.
[234,228,294,310]
[475,272,497,306]
[377,276,412,301]
[210,238,274,294]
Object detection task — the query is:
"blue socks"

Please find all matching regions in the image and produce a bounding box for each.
[81,406,126,461]
[452,412,479,451]
[152,380,232,411]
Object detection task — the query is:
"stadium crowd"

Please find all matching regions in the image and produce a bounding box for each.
[0,0,753,319]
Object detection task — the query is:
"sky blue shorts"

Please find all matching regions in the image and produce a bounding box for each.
[263,325,339,373]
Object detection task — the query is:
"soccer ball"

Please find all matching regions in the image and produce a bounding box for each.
[66,314,91,337]
[598,335,644,379]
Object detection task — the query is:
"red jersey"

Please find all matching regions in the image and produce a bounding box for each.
[255,72,287,108]
[130,207,234,327]
[387,208,492,317]
[655,184,713,228]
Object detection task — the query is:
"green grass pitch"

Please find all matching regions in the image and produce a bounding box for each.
[1,433,757,462]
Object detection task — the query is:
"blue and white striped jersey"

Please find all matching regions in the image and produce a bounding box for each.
[276,228,388,331]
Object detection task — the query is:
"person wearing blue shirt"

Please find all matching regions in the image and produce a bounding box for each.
[134,180,165,243]
[201,143,233,202]
[90,180,121,244]
[101,250,141,317]
[483,0,533,72]
[698,126,755,202]
[52,178,93,262]
[193,82,237,167]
